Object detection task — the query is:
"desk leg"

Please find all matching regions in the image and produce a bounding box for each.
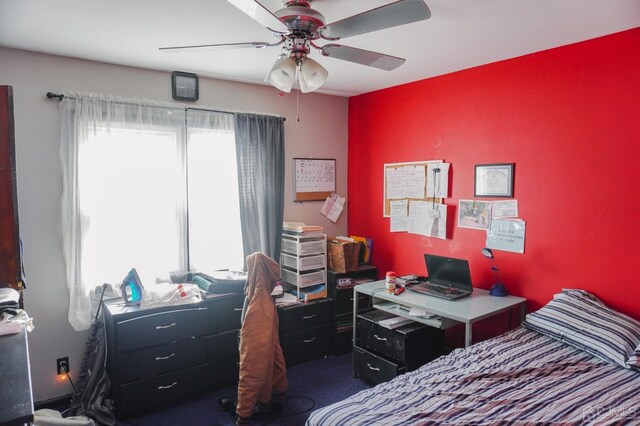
[353,288,358,378]
[465,322,472,348]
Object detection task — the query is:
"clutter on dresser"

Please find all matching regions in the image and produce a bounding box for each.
[0,288,34,336]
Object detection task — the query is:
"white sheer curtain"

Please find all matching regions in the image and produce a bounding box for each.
[60,93,187,330]
[186,109,244,272]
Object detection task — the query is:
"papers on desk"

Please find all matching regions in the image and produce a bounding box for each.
[275,292,300,307]
[377,316,415,329]
[408,307,439,320]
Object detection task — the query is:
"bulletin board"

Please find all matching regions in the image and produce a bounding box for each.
[383,160,443,217]
[293,158,336,202]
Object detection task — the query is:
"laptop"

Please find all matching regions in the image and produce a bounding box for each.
[408,254,473,300]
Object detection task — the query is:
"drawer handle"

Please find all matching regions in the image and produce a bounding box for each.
[367,363,380,372]
[156,322,176,330]
[234,308,243,311]
[155,353,176,361]
[373,334,388,341]
[158,381,178,390]
[303,337,317,343]
[302,314,316,320]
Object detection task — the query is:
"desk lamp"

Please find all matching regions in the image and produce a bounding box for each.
[481,247,508,297]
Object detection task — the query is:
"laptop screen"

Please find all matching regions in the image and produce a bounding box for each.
[424,254,472,291]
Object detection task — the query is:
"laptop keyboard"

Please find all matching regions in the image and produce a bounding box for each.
[409,283,467,299]
[431,285,461,294]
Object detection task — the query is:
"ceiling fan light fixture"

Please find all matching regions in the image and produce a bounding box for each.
[265,56,297,93]
[298,57,328,93]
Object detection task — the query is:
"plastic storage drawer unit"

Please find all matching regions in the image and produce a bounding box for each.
[281,252,326,271]
[282,237,325,256]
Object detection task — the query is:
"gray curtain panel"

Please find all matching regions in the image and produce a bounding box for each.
[234,113,285,264]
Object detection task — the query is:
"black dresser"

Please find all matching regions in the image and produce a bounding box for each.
[277,298,333,367]
[104,294,244,416]
[0,325,33,426]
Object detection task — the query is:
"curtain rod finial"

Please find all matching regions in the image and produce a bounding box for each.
[46,92,64,101]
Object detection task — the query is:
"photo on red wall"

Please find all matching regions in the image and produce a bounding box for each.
[458,200,492,230]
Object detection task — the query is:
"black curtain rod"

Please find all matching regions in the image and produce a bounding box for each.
[45,92,285,121]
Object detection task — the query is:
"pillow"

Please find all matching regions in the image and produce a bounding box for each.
[523,289,640,368]
[628,343,639,370]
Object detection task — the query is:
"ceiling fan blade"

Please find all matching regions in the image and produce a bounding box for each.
[319,0,431,40]
[159,41,275,53]
[226,0,290,33]
[321,44,405,71]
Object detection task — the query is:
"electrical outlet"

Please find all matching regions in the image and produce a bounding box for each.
[57,357,69,375]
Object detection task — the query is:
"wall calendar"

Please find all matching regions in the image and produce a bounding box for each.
[293,158,336,201]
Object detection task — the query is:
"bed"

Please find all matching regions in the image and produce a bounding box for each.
[307,290,640,425]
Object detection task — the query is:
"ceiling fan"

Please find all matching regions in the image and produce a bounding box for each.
[160,0,431,93]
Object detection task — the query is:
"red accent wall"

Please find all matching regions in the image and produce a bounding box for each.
[348,28,640,321]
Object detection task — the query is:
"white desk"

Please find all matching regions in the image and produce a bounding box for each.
[353,280,526,349]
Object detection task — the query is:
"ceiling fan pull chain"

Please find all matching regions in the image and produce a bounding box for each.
[296,88,301,123]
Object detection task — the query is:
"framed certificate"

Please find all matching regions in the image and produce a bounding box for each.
[474,163,514,198]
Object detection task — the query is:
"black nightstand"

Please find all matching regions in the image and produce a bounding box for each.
[327,265,378,354]
[354,310,444,384]
[277,298,333,367]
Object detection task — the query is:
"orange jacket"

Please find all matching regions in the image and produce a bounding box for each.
[236,253,287,420]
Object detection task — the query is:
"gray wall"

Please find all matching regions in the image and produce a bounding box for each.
[0,47,349,402]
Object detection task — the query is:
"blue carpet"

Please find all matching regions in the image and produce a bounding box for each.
[117,352,371,426]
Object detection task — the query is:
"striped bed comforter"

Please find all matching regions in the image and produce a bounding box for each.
[306,327,639,425]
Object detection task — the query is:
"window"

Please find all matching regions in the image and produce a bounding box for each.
[80,124,185,287]
[78,118,243,287]
[187,127,244,273]
[61,96,284,331]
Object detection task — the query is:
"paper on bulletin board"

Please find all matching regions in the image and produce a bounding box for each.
[407,201,447,239]
[426,162,450,198]
[486,219,526,253]
[389,200,408,232]
[385,165,426,199]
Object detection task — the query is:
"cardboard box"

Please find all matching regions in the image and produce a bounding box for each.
[327,240,361,273]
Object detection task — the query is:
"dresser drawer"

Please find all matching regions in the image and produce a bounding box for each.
[354,346,404,385]
[357,318,412,363]
[118,363,209,414]
[116,307,208,352]
[278,299,333,335]
[281,324,332,367]
[117,337,206,383]
[205,294,245,335]
[335,288,370,316]
[206,329,240,387]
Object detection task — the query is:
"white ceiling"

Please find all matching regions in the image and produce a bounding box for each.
[1,0,639,97]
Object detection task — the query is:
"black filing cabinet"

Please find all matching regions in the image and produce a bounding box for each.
[277,298,333,367]
[354,310,444,384]
[105,293,244,416]
[327,265,378,354]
